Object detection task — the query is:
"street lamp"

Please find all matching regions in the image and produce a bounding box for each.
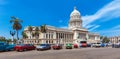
[10,30,16,44]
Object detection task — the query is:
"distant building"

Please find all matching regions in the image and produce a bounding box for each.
[23,7,100,45]
[109,36,120,44]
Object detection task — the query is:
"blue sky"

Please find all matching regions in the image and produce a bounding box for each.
[0,0,120,39]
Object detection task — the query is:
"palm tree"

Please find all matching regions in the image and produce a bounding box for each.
[22,31,28,39]
[35,27,39,32]
[10,16,22,41]
[40,24,47,33]
[28,26,33,39]
[40,24,47,44]
[34,27,40,39]
[32,32,35,39]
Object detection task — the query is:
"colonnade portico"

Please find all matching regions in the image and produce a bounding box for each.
[56,32,73,44]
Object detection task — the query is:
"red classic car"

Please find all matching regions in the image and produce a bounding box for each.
[73,44,78,48]
[14,44,36,52]
[52,44,62,50]
[80,41,87,47]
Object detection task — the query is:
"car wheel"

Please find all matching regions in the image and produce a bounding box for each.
[37,49,40,51]
[24,49,27,51]
[5,49,9,52]
[19,49,23,52]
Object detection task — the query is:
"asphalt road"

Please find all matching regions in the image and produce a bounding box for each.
[0,48,120,59]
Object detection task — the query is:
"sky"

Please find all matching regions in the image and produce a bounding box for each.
[0,0,120,39]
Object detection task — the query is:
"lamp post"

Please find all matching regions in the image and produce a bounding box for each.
[10,30,16,44]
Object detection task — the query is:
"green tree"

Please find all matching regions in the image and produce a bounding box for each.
[28,26,33,39]
[13,39,17,43]
[40,24,47,33]
[40,25,47,42]
[40,25,47,43]
[0,38,6,42]
[35,27,39,39]
[10,16,22,41]
[7,39,12,43]
[101,36,110,43]
[22,31,28,39]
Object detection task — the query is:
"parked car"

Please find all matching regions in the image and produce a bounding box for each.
[100,43,106,47]
[52,44,62,50]
[112,44,116,48]
[112,43,120,48]
[80,43,87,47]
[91,43,96,47]
[66,43,72,49]
[87,43,91,47]
[95,43,101,48]
[36,44,51,51]
[73,44,78,48]
[107,43,112,47]
[0,42,15,51]
[14,44,36,52]
[80,41,87,47]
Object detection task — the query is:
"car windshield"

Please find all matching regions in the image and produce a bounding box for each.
[55,44,59,46]
[80,41,86,43]
[40,44,46,46]
[66,43,72,45]
[97,43,100,44]
[17,44,25,46]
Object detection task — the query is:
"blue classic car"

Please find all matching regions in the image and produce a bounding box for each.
[100,43,106,47]
[36,44,51,51]
[0,42,15,51]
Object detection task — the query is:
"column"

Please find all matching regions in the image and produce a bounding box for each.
[48,32,50,39]
[58,33,60,44]
[53,32,56,39]
[86,33,89,40]
[50,32,51,39]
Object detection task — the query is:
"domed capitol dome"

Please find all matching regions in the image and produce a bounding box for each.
[68,6,82,30]
[70,7,81,17]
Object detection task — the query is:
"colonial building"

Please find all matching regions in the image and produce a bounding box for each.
[23,7,100,45]
[109,36,120,44]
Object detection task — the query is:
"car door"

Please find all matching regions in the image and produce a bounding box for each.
[0,43,5,51]
[46,44,49,49]
[27,44,31,50]
[29,44,34,50]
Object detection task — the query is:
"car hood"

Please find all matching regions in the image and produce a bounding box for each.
[36,46,46,48]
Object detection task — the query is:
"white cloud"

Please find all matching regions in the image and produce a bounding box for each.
[98,25,120,37]
[89,25,100,31]
[83,24,95,29]
[99,30,120,37]
[111,25,120,29]
[82,0,120,27]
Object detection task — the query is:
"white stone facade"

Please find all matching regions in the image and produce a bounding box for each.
[23,7,100,45]
[109,36,120,44]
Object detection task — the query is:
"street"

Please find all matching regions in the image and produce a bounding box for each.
[0,48,120,59]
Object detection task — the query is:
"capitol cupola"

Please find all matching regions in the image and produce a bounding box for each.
[68,6,82,30]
